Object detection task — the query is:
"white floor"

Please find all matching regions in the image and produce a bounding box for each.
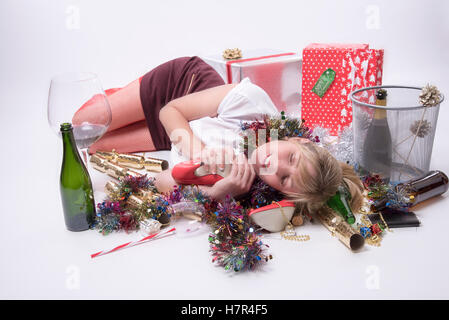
[2,137,449,299]
[1,0,449,300]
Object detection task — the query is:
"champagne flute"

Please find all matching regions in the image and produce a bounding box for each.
[47,72,112,164]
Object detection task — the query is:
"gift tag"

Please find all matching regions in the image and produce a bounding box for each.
[312,68,336,98]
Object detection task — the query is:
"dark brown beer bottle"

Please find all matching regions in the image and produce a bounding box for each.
[395,170,448,206]
[371,170,448,212]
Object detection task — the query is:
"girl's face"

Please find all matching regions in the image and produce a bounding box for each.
[249,138,315,194]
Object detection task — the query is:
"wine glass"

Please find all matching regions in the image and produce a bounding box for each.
[47,72,112,164]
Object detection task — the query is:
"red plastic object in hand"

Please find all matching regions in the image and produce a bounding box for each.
[171,160,224,185]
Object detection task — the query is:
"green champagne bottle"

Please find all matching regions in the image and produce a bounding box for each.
[60,123,95,231]
[326,184,356,224]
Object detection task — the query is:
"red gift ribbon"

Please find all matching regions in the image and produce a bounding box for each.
[225,52,296,84]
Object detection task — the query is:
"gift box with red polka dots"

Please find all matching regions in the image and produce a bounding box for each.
[301,43,384,135]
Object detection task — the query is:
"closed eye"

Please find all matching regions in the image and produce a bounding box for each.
[293,152,300,167]
[281,176,288,186]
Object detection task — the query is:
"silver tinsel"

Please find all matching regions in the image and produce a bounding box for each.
[332,126,355,165]
[313,126,355,165]
[312,126,332,148]
[419,84,442,107]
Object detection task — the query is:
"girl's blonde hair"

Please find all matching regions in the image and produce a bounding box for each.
[284,138,364,214]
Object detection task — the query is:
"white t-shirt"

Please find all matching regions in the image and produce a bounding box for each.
[170,77,279,165]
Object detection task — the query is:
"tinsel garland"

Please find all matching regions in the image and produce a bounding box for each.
[93,174,273,272]
[240,113,319,158]
[106,174,158,202]
[93,175,165,235]
[361,174,412,211]
[204,196,272,271]
[237,177,283,209]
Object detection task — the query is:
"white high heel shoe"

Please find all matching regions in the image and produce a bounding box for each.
[248,200,296,232]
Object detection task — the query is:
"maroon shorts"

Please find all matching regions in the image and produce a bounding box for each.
[139,56,225,151]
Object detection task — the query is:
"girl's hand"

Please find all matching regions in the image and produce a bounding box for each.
[209,154,256,200]
[194,146,235,175]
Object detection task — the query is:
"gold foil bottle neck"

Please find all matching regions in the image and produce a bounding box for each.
[374,89,387,119]
[373,109,387,119]
[375,89,387,105]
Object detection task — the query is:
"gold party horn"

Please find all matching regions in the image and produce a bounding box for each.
[126,169,143,178]
[105,180,152,203]
[96,150,144,169]
[316,207,364,251]
[127,195,170,227]
[143,157,169,173]
[105,180,120,194]
[90,154,108,173]
[104,162,130,179]
[95,150,118,161]
[127,195,145,208]
[138,189,155,201]
[116,153,146,169]
[91,153,143,179]
[104,180,123,201]
[95,150,168,172]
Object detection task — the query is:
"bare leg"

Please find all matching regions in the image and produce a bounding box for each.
[88,120,155,154]
[107,79,146,131]
[154,168,176,194]
[73,79,145,132]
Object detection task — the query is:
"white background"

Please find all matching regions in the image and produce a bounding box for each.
[1,0,449,299]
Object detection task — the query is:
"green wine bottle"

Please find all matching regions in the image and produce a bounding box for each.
[60,123,95,231]
[326,184,356,224]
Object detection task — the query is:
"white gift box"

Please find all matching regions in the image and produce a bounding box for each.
[200,49,302,117]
